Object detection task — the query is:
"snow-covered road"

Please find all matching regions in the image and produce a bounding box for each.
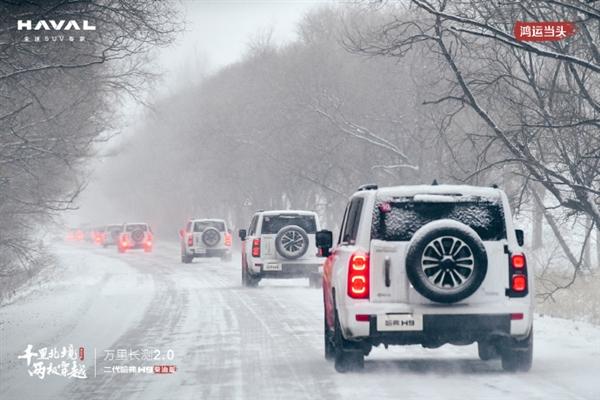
[1,243,599,399]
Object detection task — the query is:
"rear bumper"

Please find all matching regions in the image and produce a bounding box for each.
[339,300,532,344]
[251,260,322,278]
[189,247,230,257]
[122,242,151,250]
[365,314,511,347]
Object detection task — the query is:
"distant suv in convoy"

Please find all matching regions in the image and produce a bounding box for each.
[118,223,153,253]
[180,219,232,263]
[91,226,105,245]
[101,224,123,247]
[66,228,84,242]
[239,210,323,288]
[317,184,533,373]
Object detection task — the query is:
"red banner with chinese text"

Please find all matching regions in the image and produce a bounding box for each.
[514,21,576,42]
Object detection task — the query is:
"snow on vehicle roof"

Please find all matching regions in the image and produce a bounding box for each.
[259,209,317,216]
[191,218,226,222]
[124,222,149,226]
[374,184,502,200]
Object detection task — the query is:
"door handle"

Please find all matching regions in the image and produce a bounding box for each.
[384,256,391,287]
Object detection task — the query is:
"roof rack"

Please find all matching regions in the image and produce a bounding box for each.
[357,183,378,191]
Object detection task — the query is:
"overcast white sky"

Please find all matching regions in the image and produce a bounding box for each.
[71,1,338,225]
[105,1,335,148]
[157,0,334,94]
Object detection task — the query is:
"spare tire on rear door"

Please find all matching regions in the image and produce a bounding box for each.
[131,229,144,243]
[202,227,221,247]
[405,219,487,304]
[275,225,309,259]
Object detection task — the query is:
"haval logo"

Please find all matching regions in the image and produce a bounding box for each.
[17,20,96,31]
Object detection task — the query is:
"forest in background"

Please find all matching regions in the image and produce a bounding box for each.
[1,1,598,320]
[0,0,178,297]
[94,2,600,315]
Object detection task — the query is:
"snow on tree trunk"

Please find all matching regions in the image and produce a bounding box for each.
[532,185,544,250]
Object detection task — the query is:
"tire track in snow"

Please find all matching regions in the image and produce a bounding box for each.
[63,250,186,400]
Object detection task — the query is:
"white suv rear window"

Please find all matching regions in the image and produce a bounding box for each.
[261,214,316,234]
[194,221,226,232]
[126,224,147,232]
[371,199,506,241]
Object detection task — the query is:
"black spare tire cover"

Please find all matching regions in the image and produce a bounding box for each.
[405,219,487,304]
[202,227,221,247]
[275,225,309,259]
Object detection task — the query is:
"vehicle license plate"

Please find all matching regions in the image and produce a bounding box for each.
[264,263,282,271]
[377,314,423,331]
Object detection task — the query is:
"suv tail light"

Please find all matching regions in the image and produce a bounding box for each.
[512,275,527,292]
[252,238,261,257]
[224,232,232,247]
[348,251,369,299]
[508,252,528,296]
[146,232,153,246]
[187,234,193,247]
[511,253,526,269]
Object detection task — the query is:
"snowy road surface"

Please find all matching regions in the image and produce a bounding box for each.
[1,243,599,400]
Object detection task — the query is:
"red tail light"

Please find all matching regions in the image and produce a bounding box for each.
[512,275,527,292]
[252,238,261,257]
[348,251,369,299]
[187,234,193,246]
[511,253,526,269]
[95,232,104,243]
[224,233,232,247]
[509,252,528,295]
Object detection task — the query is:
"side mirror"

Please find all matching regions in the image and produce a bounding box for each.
[178,229,184,238]
[515,229,524,247]
[316,230,333,257]
[238,229,247,240]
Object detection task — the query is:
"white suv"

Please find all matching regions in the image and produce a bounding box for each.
[101,224,123,247]
[180,219,232,263]
[239,210,323,288]
[118,223,153,253]
[317,184,533,372]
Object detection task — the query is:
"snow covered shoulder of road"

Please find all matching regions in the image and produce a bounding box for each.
[0,244,155,399]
